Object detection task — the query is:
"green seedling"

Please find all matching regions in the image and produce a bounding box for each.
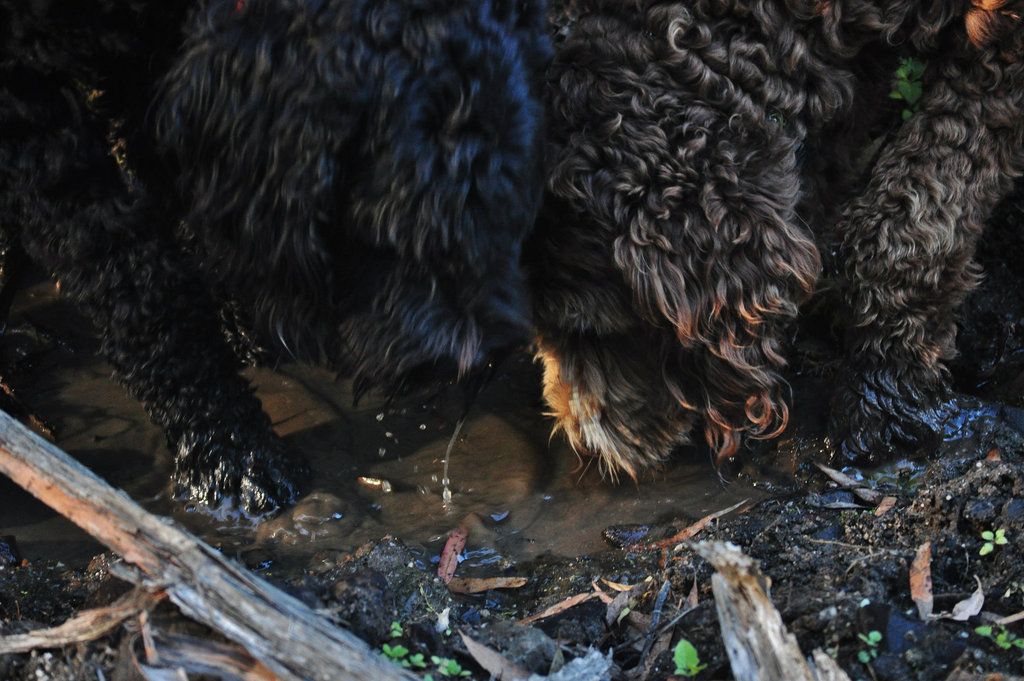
[389,621,403,638]
[890,57,926,120]
[381,642,428,669]
[430,656,471,677]
[673,639,708,677]
[975,625,1024,650]
[1002,581,1023,601]
[381,643,409,663]
[980,528,1008,556]
[857,630,882,664]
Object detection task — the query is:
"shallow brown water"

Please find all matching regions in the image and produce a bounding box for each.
[0,280,759,569]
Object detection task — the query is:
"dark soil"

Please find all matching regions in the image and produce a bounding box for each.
[3,196,1024,681]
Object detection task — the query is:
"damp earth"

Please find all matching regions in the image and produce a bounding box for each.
[2,188,1024,680]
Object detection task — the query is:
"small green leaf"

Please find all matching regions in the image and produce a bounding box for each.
[980,543,994,556]
[673,639,708,677]
[858,631,882,647]
[981,530,995,541]
[382,643,409,661]
[976,625,994,636]
[897,80,922,106]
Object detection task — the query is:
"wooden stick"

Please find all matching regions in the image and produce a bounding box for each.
[0,410,416,681]
[141,622,281,681]
[694,541,852,681]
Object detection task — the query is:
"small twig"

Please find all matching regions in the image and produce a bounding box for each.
[614,602,702,653]
[806,537,913,559]
[639,579,673,664]
[815,463,885,505]
[996,609,1024,626]
[627,498,752,551]
[804,538,876,551]
[0,587,165,654]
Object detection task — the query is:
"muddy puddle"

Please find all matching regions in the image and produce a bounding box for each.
[0,278,759,570]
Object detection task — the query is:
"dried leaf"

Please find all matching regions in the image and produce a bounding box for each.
[600,579,634,592]
[517,592,596,626]
[645,628,673,674]
[622,610,652,633]
[435,607,451,634]
[851,487,884,505]
[910,542,933,620]
[591,580,614,604]
[446,577,527,594]
[437,524,468,583]
[605,578,652,627]
[948,576,985,622]
[873,497,897,516]
[459,631,530,680]
[685,574,699,610]
[986,447,1001,462]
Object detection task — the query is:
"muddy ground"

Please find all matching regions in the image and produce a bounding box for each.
[2,188,1024,680]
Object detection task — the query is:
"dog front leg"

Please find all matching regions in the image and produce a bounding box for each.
[831,48,1024,463]
[6,98,304,513]
[28,197,306,512]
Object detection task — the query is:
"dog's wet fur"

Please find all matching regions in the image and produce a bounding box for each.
[531,0,1024,477]
[1,0,550,512]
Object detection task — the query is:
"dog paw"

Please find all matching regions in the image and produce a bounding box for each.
[172,428,308,514]
[829,369,954,465]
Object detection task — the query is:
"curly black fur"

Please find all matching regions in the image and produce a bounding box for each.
[531,0,1024,477]
[0,0,549,511]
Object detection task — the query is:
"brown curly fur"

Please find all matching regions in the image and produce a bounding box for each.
[530,0,1024,477]
[832,0,1024,461]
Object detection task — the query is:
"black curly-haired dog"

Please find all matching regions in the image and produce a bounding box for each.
[0,0,549,511]
[530,0,1024,478]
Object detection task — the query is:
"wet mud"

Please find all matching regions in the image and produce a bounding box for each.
[2,192,1024,680]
